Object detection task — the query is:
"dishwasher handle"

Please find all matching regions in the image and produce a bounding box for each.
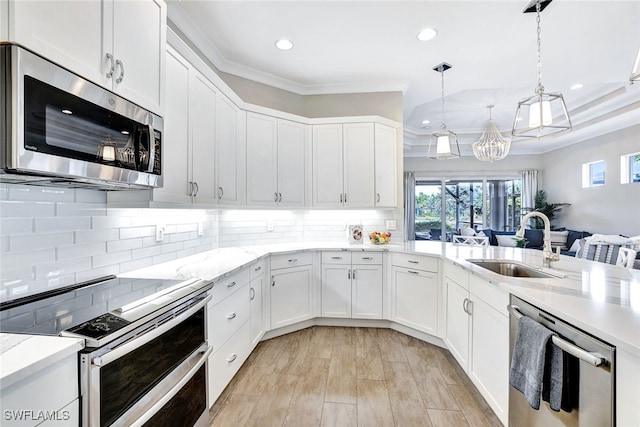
[507,304,606,367]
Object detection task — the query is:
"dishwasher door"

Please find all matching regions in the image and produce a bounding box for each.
[508,295,615,427]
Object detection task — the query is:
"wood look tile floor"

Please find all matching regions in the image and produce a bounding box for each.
[209,326,502,427]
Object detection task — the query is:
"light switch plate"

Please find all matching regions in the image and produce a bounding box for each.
[385,220,397,231]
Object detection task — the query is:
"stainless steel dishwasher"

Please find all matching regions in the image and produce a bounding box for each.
[508,295,615,426]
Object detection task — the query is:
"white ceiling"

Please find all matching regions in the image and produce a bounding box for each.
[167,0,640,157]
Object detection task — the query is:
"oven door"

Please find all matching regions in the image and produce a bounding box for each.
[82,295,211,427]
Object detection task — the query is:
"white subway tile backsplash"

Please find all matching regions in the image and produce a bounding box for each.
[1,184,401,302]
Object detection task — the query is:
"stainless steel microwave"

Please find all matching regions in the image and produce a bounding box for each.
[0,44,163,190]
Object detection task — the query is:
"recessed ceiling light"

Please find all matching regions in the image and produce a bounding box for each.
[417,28,438,41]
[422,120,430,125]
[570,83,584,90]
[275,39,294,51]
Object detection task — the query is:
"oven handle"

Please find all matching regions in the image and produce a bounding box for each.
[93,294,211,367]
[508,304,606,367]
[128,344,212,427]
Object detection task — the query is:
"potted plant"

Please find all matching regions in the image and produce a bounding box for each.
[526,190,571,229]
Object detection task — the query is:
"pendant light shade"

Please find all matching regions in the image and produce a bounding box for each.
[472,106,511,162]
[512,0,571,138]
[428,62,460,160]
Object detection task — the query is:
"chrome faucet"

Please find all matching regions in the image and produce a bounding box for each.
[515,211,560,268]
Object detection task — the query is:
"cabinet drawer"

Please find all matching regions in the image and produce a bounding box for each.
[322,251,351,264]
[250,259,266,280]
[210,268,251,305]
[208,320,251,407]
[392,252,438,273]
[469,275,509,316]
[208,283,250,353]
[352,252,382,265]
[271,251,313,270]
[444,260,469,289]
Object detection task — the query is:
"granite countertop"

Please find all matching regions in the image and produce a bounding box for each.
[4,240,639,386]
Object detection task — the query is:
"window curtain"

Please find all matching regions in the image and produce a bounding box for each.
[404,172,416,241]
[521,169,539,214]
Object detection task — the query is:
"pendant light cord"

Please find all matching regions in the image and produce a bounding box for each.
[535,1,544,94]
[440,66,446,130]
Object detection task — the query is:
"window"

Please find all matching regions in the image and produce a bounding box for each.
[415,178,521,240]
[582,160,605,188]
[621,152,640,184]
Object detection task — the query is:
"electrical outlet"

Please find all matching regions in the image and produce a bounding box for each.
[156,224,166,242]
[385,220,397,231]
[267,220,274,232]
[197,222,204,236]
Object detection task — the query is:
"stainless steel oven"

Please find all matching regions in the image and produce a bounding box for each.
[0,275,213,427]
[0,44,163,189]
[78,293,211,427]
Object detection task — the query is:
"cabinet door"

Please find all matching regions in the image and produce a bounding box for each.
[154,49,191,204]
[374,123,397,207]
[10,1,106,86]
[391,267,438,334]
[270,266,312,329]
[469,297,509,425]
[312,124,344,207]
[249,275,264,348]
[190,71,218,205]
[321,265,351,318]
[216,94,242,205]
[445,278,470,370]
[111,0,166,114]
[343,123,375,207]
[277,120,306,207]
[352,265,383,319]
[246,113,278,206]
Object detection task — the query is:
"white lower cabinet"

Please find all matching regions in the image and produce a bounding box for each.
[390,253,439,335]
[270,253,314,329]
[320,251,383,319]
[444,261,509,426]
[249,260,266,347]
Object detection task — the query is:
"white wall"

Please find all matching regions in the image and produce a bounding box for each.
[0,183,400,303]
[540,125,640,236]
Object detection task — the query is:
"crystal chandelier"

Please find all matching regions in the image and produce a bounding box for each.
[472,106,511,162]
[428,62,460,160]
[512,0,571,138]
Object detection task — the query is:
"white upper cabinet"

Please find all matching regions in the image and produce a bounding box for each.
[312,123,379,208]
[8,0,166,114]
[216,94,245,206]
[247,113,305,207]
[374,123,397,207]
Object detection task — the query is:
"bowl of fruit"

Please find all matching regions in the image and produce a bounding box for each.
[369,231,391,245]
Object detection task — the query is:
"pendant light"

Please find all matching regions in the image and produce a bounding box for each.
[428,62,460,160]
[512,0,571,138]
[472,106,511,162]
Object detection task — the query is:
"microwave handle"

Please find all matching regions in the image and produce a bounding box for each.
[146,122,156,173]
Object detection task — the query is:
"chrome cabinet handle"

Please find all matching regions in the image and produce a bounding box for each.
[348,269,351,279]
[467,300,472,315]
[361,256,373,260]
[288,258,297,263]
[463,298,468,314]
[115,59,125,83]
[408,270,419,274]
[340,193,343,203]
[353,270,356,280]
[408,260,419,264]
[254,266,262,272]
[188,181,194,196]
[226,312,237,320]
[376,193,381,203]
[271,276,275,287]
[274,192,278,202]
[331,256,342,260]
[105,53,115,78]
[226,281,236,288]
[250,287,255,300]
[218,187,223,199]
[194,182,199,197]
[278,193,282,202]
[227,353,237,363]
[344,193,347,203]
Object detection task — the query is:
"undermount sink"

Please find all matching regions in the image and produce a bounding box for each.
[468,260,564,279]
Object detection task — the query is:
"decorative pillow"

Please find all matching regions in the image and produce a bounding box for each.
[549,230,569,249]
[461,228,476,236]
[496,234,519,247]
[476,230,487,237]
[524,229,544,249]
[569,238,581,253]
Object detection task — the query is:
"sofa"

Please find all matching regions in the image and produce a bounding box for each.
[478,228,592,256]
